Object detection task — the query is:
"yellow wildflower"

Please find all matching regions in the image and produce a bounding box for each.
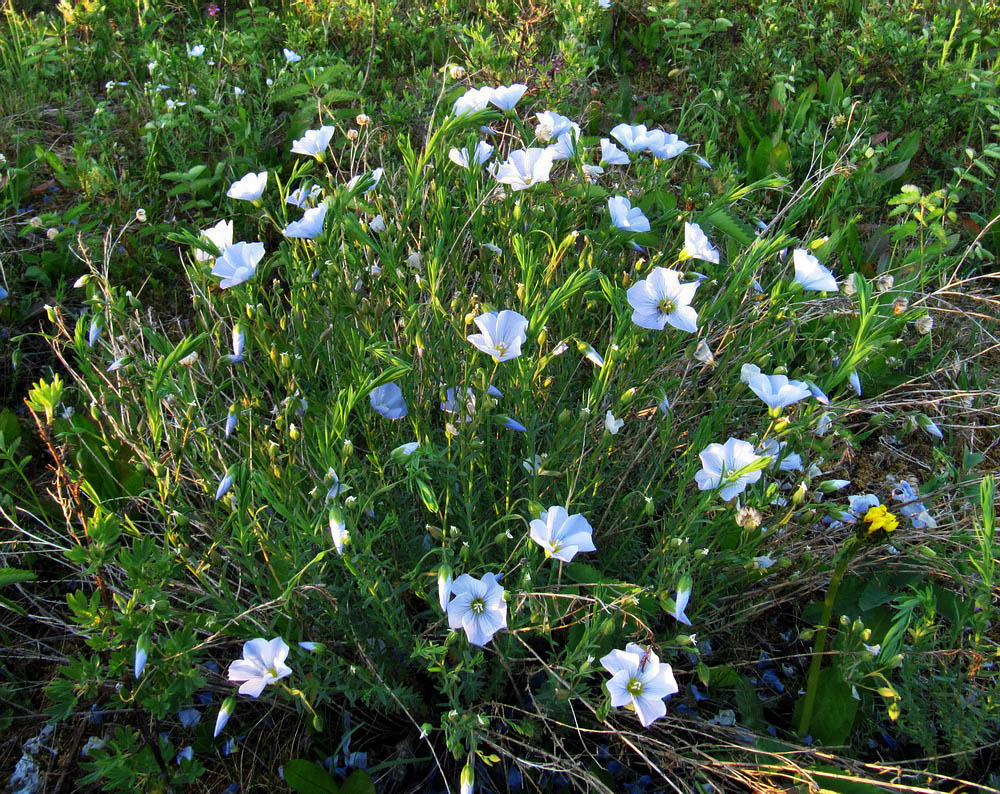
[863,505,899,535]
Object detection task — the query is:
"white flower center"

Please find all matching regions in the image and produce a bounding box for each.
[470,597,486,615]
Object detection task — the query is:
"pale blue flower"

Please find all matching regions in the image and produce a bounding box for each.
[627,267,699,332]
[283,48,301,63]
[535,110,577,142]
[601,643,678,727]
[369,382,408,419]
[282,205,327,239]
[747,372,811,410]
[494,148,554,191]
[467,310,528,362]
[187,44,205,57]
[291,126,335,158]
[452,86,493,116]
[793,248,837,291]
[529,506,596,562]
[193,219,233,263]
[224,407,238,439]
[503,417,527,432]
[227,638,292,698]
[488,83,527,111]
[644,129,689,160]
[608,196,650,233]
[694,438,764,500]
[600,138,630,165]
[849,370,862,396]
[87,319,101,347]
[446,573,507,646]
[441,387,476,422]
[679,222,719,265]
[226,171,267,201]
[448,141,494,169]
[212,242,265,288]
[609,123,649,152]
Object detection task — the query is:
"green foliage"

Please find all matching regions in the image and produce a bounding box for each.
[1,0,998,791]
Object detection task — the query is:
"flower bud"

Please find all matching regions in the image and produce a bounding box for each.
[214,696,236,737]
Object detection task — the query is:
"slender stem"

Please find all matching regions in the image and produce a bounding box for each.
[796,537,858,739]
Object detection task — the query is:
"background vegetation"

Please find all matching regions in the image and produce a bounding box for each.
[1,0,998,792]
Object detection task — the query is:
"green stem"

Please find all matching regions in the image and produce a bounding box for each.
[796,537,858,739]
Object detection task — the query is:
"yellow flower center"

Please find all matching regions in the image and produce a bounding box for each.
[470,597,486,615]
[658,297,676,315]
[863,505,898,534]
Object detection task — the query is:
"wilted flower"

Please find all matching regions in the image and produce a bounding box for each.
[437,566,453,611]
[494,147,554,191]
[134,208,147,222]
[227,171,267,202]
[694,438,765,500]
[286,184,323,209]
[679,222,719,265]
[329,507,348,555]
[849,370,862,396]
[355,113,370,126]
[282,205,328,239]
[446,573,507,646]
[608,196,650,233]
[467,310,528,362]
[535,110,576,143]
[605,410,624,434]
[600,137,630,165]
[346,167,383,194]
[488,83,527,111]
[211,241,265,288]
[369,382,408,419]
[392,441,420,461]
[793,248,837,292]
[626,267,699,332]
[449,141,494,169]
[291,126,335,158]
[368,214,386,232]
[215,468,235,500]
[609,123,650,152]
[441,387,476,422]
[600,643,678,727]
[225,323,246,364]
[227,637,292,697]
[529,506,596,562]
[448,64,466,80]
[283,48,301,63]
[666,577,692,625]
[735,505,762,530]
[914,314,933,334]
